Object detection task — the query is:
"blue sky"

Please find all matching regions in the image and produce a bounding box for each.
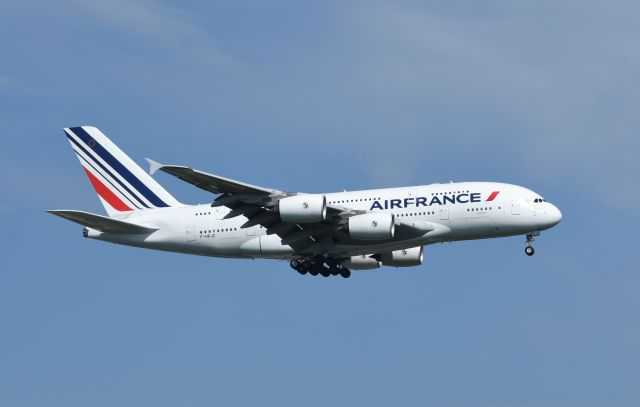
[1,1,639,406]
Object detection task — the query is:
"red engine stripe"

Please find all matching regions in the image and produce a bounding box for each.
[83,167,133,211]
[486,191,500,202]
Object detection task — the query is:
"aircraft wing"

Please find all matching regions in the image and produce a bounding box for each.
[146,159,427,253]
[47,210,157,234]
[145,159,281,195]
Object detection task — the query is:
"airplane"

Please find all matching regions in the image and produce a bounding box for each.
[48,126,562,278]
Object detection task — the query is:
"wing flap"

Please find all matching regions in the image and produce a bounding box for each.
[47,210,157,234]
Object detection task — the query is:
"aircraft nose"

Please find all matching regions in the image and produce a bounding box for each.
[549,204,562,226]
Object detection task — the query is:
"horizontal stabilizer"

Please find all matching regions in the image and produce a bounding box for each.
[47,210,157,234]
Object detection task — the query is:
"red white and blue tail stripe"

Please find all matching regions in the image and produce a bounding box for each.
[65,126,181,217]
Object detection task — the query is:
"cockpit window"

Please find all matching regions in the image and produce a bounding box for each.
[534,198,548,203]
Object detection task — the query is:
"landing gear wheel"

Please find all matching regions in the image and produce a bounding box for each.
[292,256,349,278]
[290,259,306,275]
[305,262,318,276]
[524,233,538,257]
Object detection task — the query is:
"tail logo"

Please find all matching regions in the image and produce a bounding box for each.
[64,126,179,214]
[83,167,132,211]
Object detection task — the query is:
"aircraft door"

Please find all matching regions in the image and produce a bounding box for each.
[440,206,449,220]
[186,225,196,242]
[511,202,520,215]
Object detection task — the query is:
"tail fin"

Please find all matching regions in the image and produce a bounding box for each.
[64,126,182,217]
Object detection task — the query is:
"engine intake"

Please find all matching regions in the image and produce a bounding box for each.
[346,212,395,240]
[278,194,327,223]
[380,246,423,267]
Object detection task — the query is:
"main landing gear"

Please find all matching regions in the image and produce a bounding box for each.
[290,256,351,279]
[525,232,539,256]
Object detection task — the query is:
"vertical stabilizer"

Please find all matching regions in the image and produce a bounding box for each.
[64,126,182,217]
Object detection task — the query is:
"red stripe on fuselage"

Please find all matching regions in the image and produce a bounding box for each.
[83,167,132,211]
[486,191,500,202]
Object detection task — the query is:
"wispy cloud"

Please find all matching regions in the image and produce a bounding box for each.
[0,0,237,116]
[66,0,233,70]
[1,0,638,211]
[333,1,640,206]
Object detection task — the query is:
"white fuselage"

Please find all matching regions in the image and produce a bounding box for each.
[85,182,562,261]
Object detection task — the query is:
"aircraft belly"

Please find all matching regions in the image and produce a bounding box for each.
[259,234,295,256]
[236,234,294,258]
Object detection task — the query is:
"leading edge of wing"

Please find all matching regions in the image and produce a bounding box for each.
[145,159,281,196]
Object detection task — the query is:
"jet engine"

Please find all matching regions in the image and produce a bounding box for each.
[380,246,423,267]
[346,212,395,240]
[278,194,327,223]
[343,254,381,270]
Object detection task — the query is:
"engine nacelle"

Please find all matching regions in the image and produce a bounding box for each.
[278,194,327,223]
[347,212,395,240]
[380,246,423,267]
[343,255,381,270]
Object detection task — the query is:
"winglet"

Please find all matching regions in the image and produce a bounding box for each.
[145,158,163,175]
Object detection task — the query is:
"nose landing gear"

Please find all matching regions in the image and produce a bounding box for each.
[290,257,351,278]
[524,232,539,256]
